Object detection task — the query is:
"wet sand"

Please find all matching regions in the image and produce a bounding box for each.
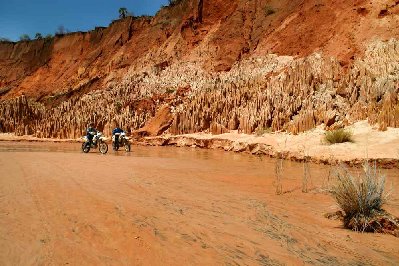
[0,142,398,265]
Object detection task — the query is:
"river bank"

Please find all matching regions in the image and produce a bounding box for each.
[139,121,399,168]
[1,121,399,168]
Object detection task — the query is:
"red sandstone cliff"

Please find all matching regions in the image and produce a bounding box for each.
[1,0,398,99]
[1,0,399,137]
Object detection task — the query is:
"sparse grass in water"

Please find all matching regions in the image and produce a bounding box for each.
[325,128,353,144]
[302,156,311,193]
[322,154,336,190]
[274,152,284,195]
[331,162,399,233]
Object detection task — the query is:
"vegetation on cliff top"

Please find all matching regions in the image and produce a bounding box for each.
[0,37,11,42]
[168,0,184,6]
[119,7,133,19]
[19,34,31,41]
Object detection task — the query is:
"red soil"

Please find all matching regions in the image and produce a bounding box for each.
[1,0,398,99]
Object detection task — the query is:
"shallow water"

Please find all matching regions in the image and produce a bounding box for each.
[1,141,398,198]
[1,141,399,264]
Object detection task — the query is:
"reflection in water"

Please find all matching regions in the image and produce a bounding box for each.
[1,141,398,205]
[0,142,79,153]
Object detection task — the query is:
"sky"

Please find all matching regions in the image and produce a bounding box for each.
[0,0,169,41]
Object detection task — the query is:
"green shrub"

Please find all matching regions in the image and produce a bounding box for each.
[331,163,395,232]
[325,128,353,144]
[19,34,31,41]
[118,7,133,19]
[255,127,272,136]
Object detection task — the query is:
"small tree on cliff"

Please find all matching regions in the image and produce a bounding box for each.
[119,7,129,19]
[35,33,43,40]
[168,0,182,6]
[19,34,31,41]
[56,25,67,35]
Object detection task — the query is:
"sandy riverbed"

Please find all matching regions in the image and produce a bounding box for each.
[0,142,398,265]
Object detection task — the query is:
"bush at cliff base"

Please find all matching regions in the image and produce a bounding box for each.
[325,128,353,144]
[331,162,399,236]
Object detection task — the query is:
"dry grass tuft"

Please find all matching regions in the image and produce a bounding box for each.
[325,128,353,144]
[274,152,284,195]
[331,162,399,234]
[302,156,311,193]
